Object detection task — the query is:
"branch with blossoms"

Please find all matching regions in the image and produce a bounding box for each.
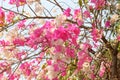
[0,0,120,80]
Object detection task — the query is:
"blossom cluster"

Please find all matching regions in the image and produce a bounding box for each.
[0,0,119,80]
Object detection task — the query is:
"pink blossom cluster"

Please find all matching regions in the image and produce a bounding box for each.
[91,0,106,10]
[0,0,115,79]
[9,0,26,6]
[0,7,5,26]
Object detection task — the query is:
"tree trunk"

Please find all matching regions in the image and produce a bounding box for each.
[111,52,118,79]
[111,43,119,79]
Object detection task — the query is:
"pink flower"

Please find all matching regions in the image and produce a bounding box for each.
[20,62,31,76]
[74,9,81,17]
[47,60,52,65]
[73,9,80,19]
[90,73,95,80]
[72,26,80,36]
[91,28,102,43]
[36,52,45,63]
[53,64,59,71]
[89,5,94,10]
[54,27,69,41]
[83,10,91,18]
[17,20,26,29]
[77,59,85,69]
[67,24,80,36]
[25,69,31,76]
[99,62,105,77]
[66,47,75,58]
[15,51,25,60]
[73,9,83,26]
[9,0,26,7]
[54,45,64,53]
[0,7,5,26]
[13,38,25,46]
[33,28,42,37]
[9,74,20,80]
[6,11,15,23]
[0,74,3,80]
[9,0,16,4]
[117,35,120,41]
[105,20,110,28]
[91,0,106,10]
[77,20,83,26]
[63,8,71,17]
[0,40,10,46]
[61,71,66,76]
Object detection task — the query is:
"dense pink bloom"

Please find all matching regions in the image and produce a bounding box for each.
[63,8,71,17]
[73,9,81,19]
[15,51,25,60]
[61,71,66,76]
[20,62,31,76]
[77,20,83,26]
[54,45,64,53]
[54,27,69,41]
[66,47,75,58]
[9,0,26,7]
[25,69,31,76]
[53,64,59,71]
[9,0,16,4]
[0,7,5,26]
[0,40,10,46]
[83,10,91,18]
[91,28,102,42]
[73,9,83,26]
[36,52,45,63]
[0,74,3,80]
[91,0,106,10]
[105,20,110,28]
[77,59,85,69]
[0,0,117,80]
[13,38,25,46]
[72,27,80,36]
[17,20,26,29]
[90,73,95,80]
[99,62,106,77]
[74,9,81,17]
[67,24,80,36]
[47,60,52,65]
[33,28,43,37]
[53,77,59,80]
[9,74,20,80]
[6,11,15,23]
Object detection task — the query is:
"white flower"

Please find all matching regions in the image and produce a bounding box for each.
[82,62,90,73]
[37,70,45,79]
[55,14,66,27]
[110,14,119,24]
[46,65,58,80]
[34,3,44,15]
[26,0,39,5]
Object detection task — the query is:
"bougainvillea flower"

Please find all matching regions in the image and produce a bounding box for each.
[0,7,5,27]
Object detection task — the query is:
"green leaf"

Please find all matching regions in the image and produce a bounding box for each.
[78,0,82,6]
